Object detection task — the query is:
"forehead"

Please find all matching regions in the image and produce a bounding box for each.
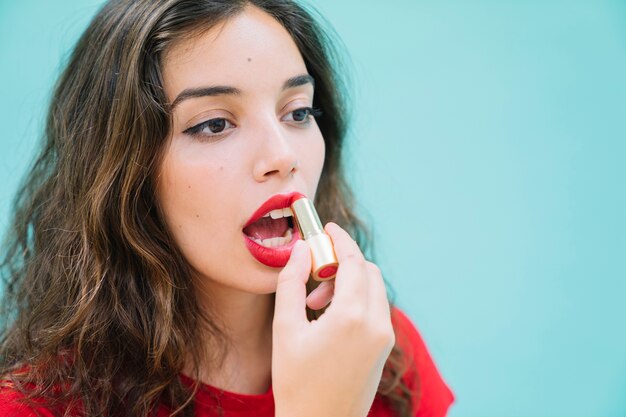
[161,5,308,101]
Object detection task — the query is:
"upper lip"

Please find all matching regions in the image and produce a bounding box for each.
[244,192,306,229]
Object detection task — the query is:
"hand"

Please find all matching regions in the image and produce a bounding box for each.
[272,222,395,417]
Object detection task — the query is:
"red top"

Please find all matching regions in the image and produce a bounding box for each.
[0,308,454,416]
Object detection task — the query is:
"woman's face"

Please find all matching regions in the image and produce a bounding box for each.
[156,6,325,295]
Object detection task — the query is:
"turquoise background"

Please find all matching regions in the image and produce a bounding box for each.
[1,1,625,416]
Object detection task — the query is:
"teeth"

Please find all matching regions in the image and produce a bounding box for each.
[267,207,293,219]
[250,228,294,248]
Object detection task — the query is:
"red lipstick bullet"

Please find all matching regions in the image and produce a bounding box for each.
[290,196,338,281]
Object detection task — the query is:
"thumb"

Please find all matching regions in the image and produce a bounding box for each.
[274,240,311,329]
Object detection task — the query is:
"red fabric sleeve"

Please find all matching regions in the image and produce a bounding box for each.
[0,386,56,417]
[391,307,454,417]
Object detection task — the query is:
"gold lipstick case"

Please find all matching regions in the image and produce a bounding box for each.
[290,197,339,281]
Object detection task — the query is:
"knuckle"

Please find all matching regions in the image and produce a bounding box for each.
[277,269,290,282]
[365,262,382,276]
[386,328,397,349]
[374,332,396,352]
[343,253,365,266]
[338,307,367,329]
[372,324,395,348]
[277,269,299,286]
[368,315,395,349]
[272,316,291,331]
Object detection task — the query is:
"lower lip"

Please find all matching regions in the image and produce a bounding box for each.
[243,228,302,268]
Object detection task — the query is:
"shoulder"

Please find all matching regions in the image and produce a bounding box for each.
[390,306,455,416]
[0,382,56,417]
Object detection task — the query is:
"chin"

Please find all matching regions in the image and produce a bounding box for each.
[199,266,281,295]
[244,264,283,294]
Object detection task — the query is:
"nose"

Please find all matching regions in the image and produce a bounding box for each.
[252,117,299,182]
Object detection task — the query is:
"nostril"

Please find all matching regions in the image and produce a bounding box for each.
[256,158,299,181]
[287,160,298,177]
[264,169,280,177]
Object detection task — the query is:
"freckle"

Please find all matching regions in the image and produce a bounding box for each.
[196,214,200,218]
[247,57,252,62]
[219,166,224,171]
[188,185,191,189]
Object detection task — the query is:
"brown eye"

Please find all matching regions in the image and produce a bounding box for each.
[206,118,226,133]
[183,117,236,139]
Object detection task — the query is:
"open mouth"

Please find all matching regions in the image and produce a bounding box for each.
[242,192,305,268]
[242,207,297,248]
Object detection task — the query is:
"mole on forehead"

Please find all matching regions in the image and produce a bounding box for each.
[247,57,252,62]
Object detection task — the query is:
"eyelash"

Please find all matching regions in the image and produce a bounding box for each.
[182,106,323,141]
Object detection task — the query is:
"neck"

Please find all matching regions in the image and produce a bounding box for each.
[185,280,275,395]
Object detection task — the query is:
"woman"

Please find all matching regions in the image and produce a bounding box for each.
[0,1,453,416]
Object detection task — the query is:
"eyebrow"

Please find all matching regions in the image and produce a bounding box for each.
[169,74,315,110]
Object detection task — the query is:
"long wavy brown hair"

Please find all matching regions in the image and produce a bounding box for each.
[0,0,418,416]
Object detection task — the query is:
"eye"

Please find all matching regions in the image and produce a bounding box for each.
[282,107,323,124]
[183,117,236,140]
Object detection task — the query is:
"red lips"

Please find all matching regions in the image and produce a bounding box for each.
[244,192,305,228]
[242,191,306,268]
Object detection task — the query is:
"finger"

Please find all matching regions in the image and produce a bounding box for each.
[306,280,335,310]
[324,223,370,311]
[274,240,311,329]
[329,255,370,313]
[365,263,395,352]
[324,222,365,263]
[365,262,392,324]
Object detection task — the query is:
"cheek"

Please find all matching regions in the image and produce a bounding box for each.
[156,145,236,254]
[304,126,326,191]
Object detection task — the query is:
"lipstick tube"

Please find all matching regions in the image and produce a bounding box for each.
[290,197,338,281]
